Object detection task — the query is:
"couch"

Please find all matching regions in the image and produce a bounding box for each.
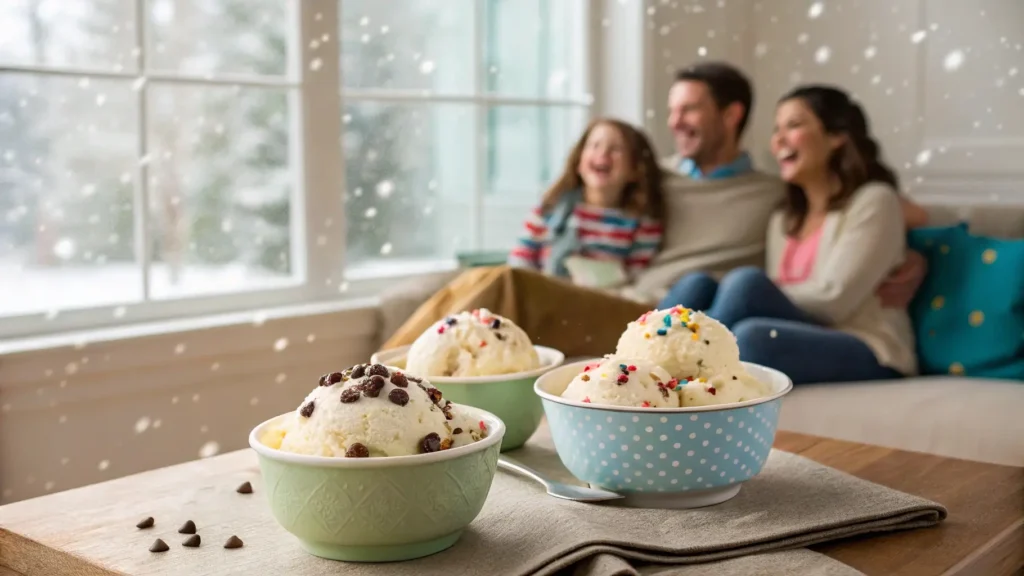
[377,199,1024,467]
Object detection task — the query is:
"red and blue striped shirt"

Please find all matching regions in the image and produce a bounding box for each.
[508,202,663,277]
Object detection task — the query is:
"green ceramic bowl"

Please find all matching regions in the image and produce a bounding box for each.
[248,405,504,562]
[371,345,565,451]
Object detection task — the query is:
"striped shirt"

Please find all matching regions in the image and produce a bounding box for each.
[508,202,663,277]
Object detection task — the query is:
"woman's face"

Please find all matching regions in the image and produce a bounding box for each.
[771,98,841,185]
[577,123,635,194]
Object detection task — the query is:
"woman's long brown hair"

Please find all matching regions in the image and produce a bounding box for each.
[778,86,899,235]
[540,118,664,219]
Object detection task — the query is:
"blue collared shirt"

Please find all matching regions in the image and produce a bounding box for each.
[678,152,754,180]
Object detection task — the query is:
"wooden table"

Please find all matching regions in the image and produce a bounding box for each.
[1,431,1021,576]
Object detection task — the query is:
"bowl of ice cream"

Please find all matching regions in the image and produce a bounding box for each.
[533,306,792,509]
[371,309,565,451]
[250,362,505,562]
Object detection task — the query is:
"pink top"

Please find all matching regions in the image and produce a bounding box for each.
[777,227,823,285]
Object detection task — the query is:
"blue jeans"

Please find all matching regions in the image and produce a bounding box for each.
[658,267,902,385]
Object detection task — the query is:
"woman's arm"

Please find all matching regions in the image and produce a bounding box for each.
[780,184,906,324]
[507,206,548,270]
[625,216,663,277]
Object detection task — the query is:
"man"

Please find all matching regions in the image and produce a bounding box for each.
[383,62,924,356]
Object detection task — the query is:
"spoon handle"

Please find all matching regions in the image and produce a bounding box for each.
[497,455,551,489]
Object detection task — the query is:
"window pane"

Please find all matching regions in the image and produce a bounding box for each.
[340,0,473,93]
[0,74,139,317]
[342,102,474,272]
[0,0,137,72]
[145,0,290,77]
[482,105,586,251]
[146,84,296,299]
[484,0,587,98]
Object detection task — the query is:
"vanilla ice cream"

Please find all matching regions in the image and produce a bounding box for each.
[449,410,490,448]
[267,363,489,457]
[615,306,741,380]
[562,357,680,408]
[677,369,771,407]
[405,308,540,377]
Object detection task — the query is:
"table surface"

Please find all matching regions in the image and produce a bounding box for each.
[1,429,1021,576]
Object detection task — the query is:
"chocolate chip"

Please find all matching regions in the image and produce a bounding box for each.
[367,364,389,377]
[408,376,422,384]
[149,539,169,553]
[318,371,344,386]
[424,386,443,404]
[300,401,315,418]
[420,432,442,453]
[182,534,201,548]
[345,443,369,458]
[178,520,197,534]
[445,317,457,326]
[136,517,154,529]
[440,438,453,450]
[223,535,244,549]
[490,318,501,329]
[495,333,506,341]
[363,375,385,397]
[388,388,409,406]
[340,388,361,403]
[453,427,463,434]
[704,340,710,345]
[236,481,253,494]
[350,364,366,379]
[732,376,738,380]
[389,372,408,388]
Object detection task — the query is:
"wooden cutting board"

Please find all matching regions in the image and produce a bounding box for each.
[1,429,1021,576]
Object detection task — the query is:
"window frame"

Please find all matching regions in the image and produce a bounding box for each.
[0,0,594,340]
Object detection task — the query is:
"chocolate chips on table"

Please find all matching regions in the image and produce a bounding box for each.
[318,371,344,387]
[178,520,197,534]
[149,538,170,553]
[388,388,409,406]
[223,535,244,549]
[182,534,201,548]
[363,375,386,398]
[389,372,408,388]
[367,363,390,377]
[236,481,253,494]
[136,516,154,529]
[340,388,361,403]
[300,400,315,418]
[345,443,370,458]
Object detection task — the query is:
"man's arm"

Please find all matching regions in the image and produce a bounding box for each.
[875,195,930,308]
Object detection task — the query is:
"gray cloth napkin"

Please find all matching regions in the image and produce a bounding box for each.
[335,446,945,576]
[572,549,865,576]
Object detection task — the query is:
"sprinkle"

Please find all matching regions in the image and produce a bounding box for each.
[619,363,628,371]
[707,387,717,396]
[616,374,629,384]
[656,328,668,336]
[437,325,446,334]
[689,323,700,331]
[581,374,590,381]
[583,397,591,403]
[479,340,487,348]
[445,317,457,326]
[627,365,637,372]
[641,401,651,408]
[644,333,652,339]
[667,378,680,391]
[698,378,707,383]
[662,316,672,327]
[691,333,699,341]
[479,420,486,431]
[638,311,653,324]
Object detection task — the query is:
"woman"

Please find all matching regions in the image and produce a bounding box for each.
[658,85,916,384]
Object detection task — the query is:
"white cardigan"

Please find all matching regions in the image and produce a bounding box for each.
[766,183,918,375]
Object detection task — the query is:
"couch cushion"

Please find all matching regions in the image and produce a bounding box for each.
[779,377,1024,466]
[907,223,1024,379]
[923,202,1024,239]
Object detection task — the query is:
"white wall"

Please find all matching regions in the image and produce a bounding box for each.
[640,0,1024,204]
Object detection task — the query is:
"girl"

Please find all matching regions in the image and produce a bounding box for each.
[659,85,916,384]
[508,118,664,286]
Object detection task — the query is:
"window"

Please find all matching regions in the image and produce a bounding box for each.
[0,0,590,338]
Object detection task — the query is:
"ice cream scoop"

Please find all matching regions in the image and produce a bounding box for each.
[561,357,680,408]
[406,308,540,377]
[614,306,741,380]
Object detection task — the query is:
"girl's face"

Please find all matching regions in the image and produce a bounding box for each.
[577,123,636,196]
[771,98,842,186]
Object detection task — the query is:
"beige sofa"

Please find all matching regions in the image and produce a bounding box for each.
[378,199,1024,468]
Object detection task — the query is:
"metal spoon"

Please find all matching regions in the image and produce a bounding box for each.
[497,455,624,503]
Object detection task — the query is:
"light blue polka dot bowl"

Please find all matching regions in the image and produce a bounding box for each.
[534,360,793,509]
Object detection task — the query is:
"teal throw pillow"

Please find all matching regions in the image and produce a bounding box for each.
[908,223,1024,380]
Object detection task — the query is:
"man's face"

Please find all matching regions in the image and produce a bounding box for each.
[667,80,729,164]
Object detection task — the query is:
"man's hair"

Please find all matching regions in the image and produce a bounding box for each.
[675,62,754,138]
